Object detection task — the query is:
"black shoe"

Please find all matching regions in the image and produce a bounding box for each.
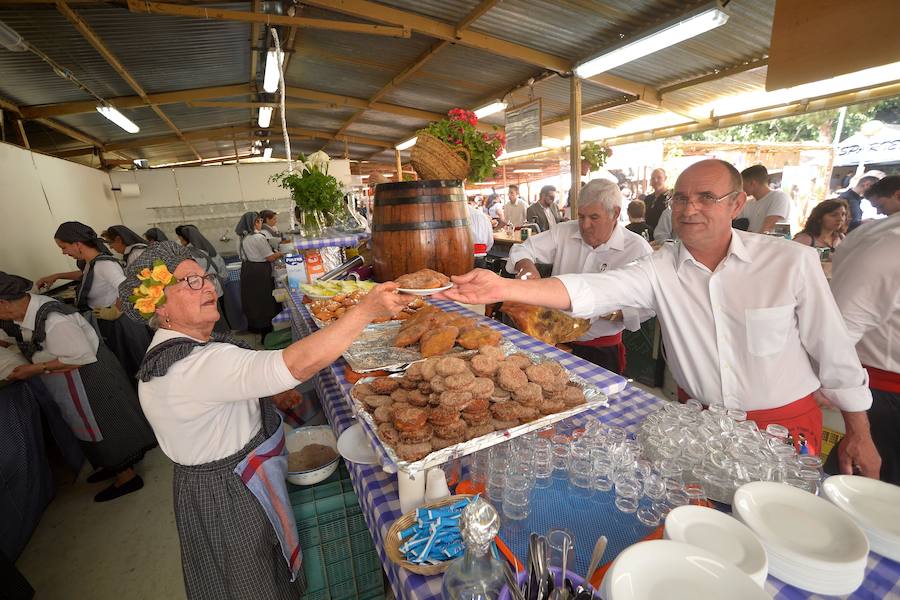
[94,475,144,503]
[86,467,117,483]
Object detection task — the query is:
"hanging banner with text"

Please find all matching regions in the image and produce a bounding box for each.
[504,99,543,154]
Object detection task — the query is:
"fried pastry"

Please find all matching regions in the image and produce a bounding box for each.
[395,268,450,290]
[419,325,459,357]
[456,325,502,350]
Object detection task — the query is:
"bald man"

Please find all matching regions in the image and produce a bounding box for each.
[643,168,670,240]
[439,159,880,478]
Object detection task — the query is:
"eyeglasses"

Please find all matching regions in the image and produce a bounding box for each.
[671,190,740,209]
[174,273,216,290]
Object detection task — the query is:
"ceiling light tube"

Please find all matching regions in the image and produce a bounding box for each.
[474,100,508,119]
[574,3,728,79]
[395,136,417,151]
[96,105,140,134]
[263,146,273,159]
[263,49,284,93]
[0,19,27,51]
[258,106,273,128]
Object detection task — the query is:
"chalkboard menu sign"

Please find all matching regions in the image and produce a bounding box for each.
[504,99,542,154]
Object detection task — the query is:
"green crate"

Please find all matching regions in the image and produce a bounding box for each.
[325,557,353,584]
[300,590,330,600]
[290,487,315,505]
[350,530,375,557]
[329,579,357,599]
[357,589,385,600]
[352,551,380,577]
[318,512,349,543]
[337,461,350,480]
[342,489,359,506]
[302,546,326,592]
[356,569,384,594]
[321,538,351,565]
[315,495,346,515]
[298,525,321,550]
[341,479,356,494]
[313,481,343,501]
[347,510,367,535]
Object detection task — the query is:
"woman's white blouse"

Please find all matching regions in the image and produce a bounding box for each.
[18,293,99,365]
[83,260,126,308]
[238,233,274,262]
[138,328,302,465]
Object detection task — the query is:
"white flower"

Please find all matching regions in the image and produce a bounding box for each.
[306,150,330,173]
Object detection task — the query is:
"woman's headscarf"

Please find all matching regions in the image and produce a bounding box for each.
[105,225,146,247]
[234,212,259,237]
[175,224,219,257]
[54,221,112,255]
[144,227,168,243]
[0,272,32,300]
[118,241,193,323]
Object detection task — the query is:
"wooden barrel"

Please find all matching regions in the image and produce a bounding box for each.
[371,180,473,282]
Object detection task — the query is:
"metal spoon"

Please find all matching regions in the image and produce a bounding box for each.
[585,535,608,582]
[559,536,570,600]
[503,560,526,600]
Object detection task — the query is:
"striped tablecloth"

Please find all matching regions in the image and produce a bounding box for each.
[291,232,368,251]
[285,292,900,600]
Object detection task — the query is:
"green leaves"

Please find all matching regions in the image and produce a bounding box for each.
[581,141,612,171]
[420,109,506,182]
[270,152,345,215]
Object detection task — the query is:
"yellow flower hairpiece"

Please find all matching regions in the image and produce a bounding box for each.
[129,259,176,319]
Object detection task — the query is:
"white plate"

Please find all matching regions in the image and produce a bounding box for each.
[337,423,379,465]
[664,505,768,587]
[733,482,869,571]
[823,475,900,561]
[396,283,452,296]
[604,540,769,600]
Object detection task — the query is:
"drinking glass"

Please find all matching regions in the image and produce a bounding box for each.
[615,476,641,513]
[683,482,708,507]
[551,442,571,477]
[502,474,530,520]
[546,529,575,591]
[636,504,662,527]
[568,455,593,498]
[643,473,666,501]
[592,456,614,492]
[666,489,689,511]
[533,440,554,489]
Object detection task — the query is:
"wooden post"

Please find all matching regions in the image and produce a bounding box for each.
[233,135,240,163]
[16,120,30,149]
[569,75,582,215]
[395,148,403,181]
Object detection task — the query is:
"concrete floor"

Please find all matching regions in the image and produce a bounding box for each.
[17,448,186,600]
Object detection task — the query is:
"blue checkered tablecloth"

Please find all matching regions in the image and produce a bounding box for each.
[291,232,368,251]
[284,292,900,600]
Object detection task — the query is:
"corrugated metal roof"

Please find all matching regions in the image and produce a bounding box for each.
[662,65,769,113]
[163,95,253,132]
[343,111,429,140]
[57,105,175,141]
[504,76,626,122]
[79,4,251,95]
[285,107,360,132]
[0,7,135,103]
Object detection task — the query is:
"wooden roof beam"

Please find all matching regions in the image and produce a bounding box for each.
[188,100,338,110]
[126,0,411,37]
[303,0,570,72]
[284,86,443,121]
[455,0,501,37]
[56,0,203,160]
[19,84,252,119]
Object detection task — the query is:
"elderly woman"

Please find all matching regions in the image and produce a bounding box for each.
[102,225,148,267]
[793,198,848,251]
[236,211,284,342]
[144,227,168,244]
[37,221,150,386]
[0,272,156,502]
[34,222,152,381]
[118,241,409,599]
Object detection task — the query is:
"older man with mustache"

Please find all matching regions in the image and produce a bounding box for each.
[438,159,880,477]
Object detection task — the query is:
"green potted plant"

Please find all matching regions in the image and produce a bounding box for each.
[411,108,506,182]
[270,151,345,237]
[581,140,612,174]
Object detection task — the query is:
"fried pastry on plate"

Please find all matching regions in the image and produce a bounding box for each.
[395,268,450,290]
[419,325,459,357]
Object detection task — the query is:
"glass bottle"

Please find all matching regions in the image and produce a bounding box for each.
[441,498,506,600]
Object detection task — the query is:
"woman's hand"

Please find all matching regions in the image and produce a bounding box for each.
[434,269,510,305]
[35,275,58,291]
[7,364,40,381]
[356,282,414,322]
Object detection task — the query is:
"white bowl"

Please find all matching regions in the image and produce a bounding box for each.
[823,474,900,561]
[285,425,339,486]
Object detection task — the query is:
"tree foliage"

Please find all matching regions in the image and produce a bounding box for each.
[682,96,900,144]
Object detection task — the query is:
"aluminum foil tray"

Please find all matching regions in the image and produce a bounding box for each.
[340,321,475,373]
[348,340,610,474]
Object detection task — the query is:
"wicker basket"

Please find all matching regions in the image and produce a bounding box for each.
[410,132,470,181]
[385,494,475,575]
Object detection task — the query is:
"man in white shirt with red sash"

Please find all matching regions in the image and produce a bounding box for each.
[829,175,900,483]
[506,179,652,374]
[440,159,881,476]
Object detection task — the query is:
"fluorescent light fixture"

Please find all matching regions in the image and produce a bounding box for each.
[512,168,542,173]
[360,174,370,179]
[96,105,140,134]
[474,100,507,119]
[396,136,417,151]
[263,146,273,159]
[258,106,273,128]
[263,49,284,93]
[0,19,27,51]
[574,3,728,79]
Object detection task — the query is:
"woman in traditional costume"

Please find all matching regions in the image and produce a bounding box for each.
[102,225,149,267]
[0,272,155,502]
[118,241,409,599]
[235,212,283,342]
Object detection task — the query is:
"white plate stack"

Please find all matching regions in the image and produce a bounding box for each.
[733,481,869,595]
[823,475,900,562]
